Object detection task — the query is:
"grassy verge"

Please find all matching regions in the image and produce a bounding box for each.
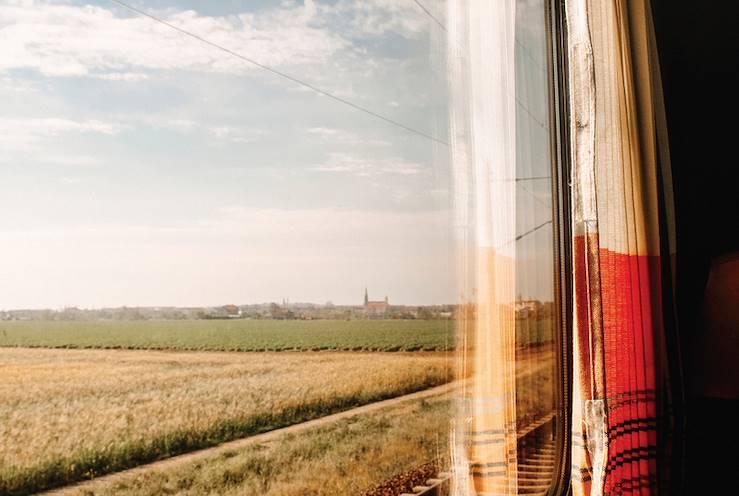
[59,397,452,496]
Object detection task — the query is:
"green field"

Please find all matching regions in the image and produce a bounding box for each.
[0,319,454,351]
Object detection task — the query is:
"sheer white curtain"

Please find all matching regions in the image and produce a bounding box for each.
[448,1,519,494]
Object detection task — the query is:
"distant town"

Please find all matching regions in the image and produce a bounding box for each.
[0,290,556,323]
[0,289,459,322]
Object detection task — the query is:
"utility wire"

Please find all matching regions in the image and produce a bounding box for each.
[493,219,553,251]
[491,176,552,183]
[516,220,552,242]
[408,1,554,247]
[410,0,548,137]
[411,0,447,32]
[516,176,551,182]
[108,0,449,146]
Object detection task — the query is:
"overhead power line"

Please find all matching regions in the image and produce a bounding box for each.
[411,0,447,32]
[516,220,552,242]
[108,0,449,146]
[494,219,553,251]
[491,176,552,183]
[516,176,551,182]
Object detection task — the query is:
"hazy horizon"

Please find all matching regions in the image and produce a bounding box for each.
[0,0,455,309]
[1,290,461,312]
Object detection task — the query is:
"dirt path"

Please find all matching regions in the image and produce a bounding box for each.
[41,380,461,495]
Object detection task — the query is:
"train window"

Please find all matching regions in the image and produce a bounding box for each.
[448,0,569,493]
[513,0,564,491]
[0,2,457,495]
[0,0,586,494]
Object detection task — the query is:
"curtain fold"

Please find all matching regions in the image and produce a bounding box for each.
[449,0,679,493]
[448,1,519,494]
[449,1,560,494]
[566,0,679,494]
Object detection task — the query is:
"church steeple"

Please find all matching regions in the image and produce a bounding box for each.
[364,287,369,305]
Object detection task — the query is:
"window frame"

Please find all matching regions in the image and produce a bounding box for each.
[545,0,573,494]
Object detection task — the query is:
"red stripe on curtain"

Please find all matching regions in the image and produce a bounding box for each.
[573,236,668,495]
[567,0,679,492]
[600,247,661,495]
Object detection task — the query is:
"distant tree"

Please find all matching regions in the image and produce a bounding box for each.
[269,303,284,319]
[418,307,433,320]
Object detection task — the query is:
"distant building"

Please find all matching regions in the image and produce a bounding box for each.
[222,304,241,318]
[514,300,540,319]
[364,288,389,315]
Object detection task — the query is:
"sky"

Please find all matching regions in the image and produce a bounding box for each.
[0,0,455,309]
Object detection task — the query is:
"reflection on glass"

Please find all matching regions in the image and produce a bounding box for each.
[514,0,557,489]
[450,0,558,494]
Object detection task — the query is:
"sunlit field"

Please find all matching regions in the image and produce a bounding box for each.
[0,319,453,352]
[0,348,453,495]
[55,397,452,496]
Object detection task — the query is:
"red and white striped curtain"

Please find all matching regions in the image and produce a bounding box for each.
[447,0,680,493]
[567,0,679,494]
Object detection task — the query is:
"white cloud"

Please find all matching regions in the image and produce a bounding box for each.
[209,126,264,144]
[0,117,120,135]
[129,117,266,144]
[380,164,426,175]
[306,126,389,146]
[0,113,267,152]
[25,154,101,168]
[317,0,430,39]
[58,176,88,185]
[203,205,445,239]
[154,118,198,132]
[0,206,447,249]
[310,152,426,176]
[0,0,347,78]
[0,75,41,93]
[94,72,149,82]
[0,117,123,150]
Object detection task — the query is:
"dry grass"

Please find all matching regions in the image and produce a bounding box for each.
[60,397,453,496]
[0,348,453,495]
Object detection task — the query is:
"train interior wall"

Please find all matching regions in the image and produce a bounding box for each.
[652,1,739,492]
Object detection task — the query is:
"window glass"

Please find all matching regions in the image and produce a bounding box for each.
[0,1,565,494]
[449,0,562,493]
[0,2,456,495]
[515,0,559,484]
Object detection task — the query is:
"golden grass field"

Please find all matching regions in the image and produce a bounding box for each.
[58,397,452,496]
[0,348,453,495]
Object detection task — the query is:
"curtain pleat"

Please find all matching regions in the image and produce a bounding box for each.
[448,1,520,494]
[566,0,678,494]
[449,1,563,494]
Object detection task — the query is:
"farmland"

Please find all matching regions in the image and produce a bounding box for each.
[0,348,453,495]
[0,319,453,352]
[54,396,452,496]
